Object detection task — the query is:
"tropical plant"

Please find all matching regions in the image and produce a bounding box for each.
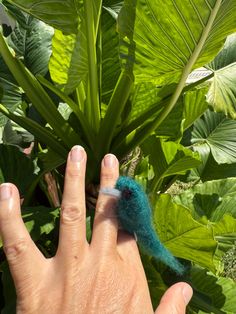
[0,0,236,313]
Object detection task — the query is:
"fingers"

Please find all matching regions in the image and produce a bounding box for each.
[57,146,88,262]
[0,183,45,289]
[155,282,193,314]
[91,154,119,254]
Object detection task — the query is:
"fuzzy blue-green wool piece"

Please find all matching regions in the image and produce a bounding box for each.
[115,176,185,275]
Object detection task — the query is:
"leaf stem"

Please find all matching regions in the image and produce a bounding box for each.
[97,70,133,158]
[84,0,100,132]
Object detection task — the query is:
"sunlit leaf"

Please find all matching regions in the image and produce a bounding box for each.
[190,267,236,314]
[209,33,236,70]
[153,194,217,272]
[207,63,236,119]
[120,0,236,85]
[142,136,201,191]
[174,178,236,221]
[191,109,236,164]
[49,29,87,94]
[183,87,209,130]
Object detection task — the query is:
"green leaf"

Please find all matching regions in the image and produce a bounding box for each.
[192,152,236,182]
[116,0,236,156]
[213,215,236,239]
[209,33,236,70]
[37,148,65,174]
[123,0,236,85]
[207,63,236,119]
[8,13,53,76]
[174,178,236,222]
[142,136,201,191]
[191,109,236,164]
[0,8,53,125]
[49,29,87,95]
[153,194,217,272]
[0,68,22,126]
[155,98,184,139]
[101,5,121,104]
[2,119,33,148]
[0,105,68,159]
[0,33,82,148]
[183,87,209,130]
[5,0,81,34]
[190,267,236,314]
[0,51,22,127]
[0,143,36,197]
[141,254,167,310]
[22,206,60,241]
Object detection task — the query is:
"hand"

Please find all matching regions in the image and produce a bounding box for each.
[0,145,193,313]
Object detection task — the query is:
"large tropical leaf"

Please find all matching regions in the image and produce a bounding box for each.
[121,0,236,85]
[101,5,121,105]
[8,14,53,76]
[152,194,217,271]
[207,62,236,119]
[204,154,236,181]
[174,178,236,221]
[0,5,53,127]
[141,135,201,191]
[190,267,236,314]
[190,109,236,164]
[206,33,236,119]
[49,29,87,94]
[208,33,236,70]
[48,2,117,98]
[4,0,81,34]
[0,59,22,126]
[183,86,209,130]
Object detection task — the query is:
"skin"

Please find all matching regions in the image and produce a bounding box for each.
[0,145,193,314]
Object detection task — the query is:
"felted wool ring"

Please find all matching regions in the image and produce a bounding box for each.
[99,187,121,198]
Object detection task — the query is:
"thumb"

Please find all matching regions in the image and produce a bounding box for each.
[155,282,193,314]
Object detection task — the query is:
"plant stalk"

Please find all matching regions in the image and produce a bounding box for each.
[84,0,100,132]
[97,70,133,158]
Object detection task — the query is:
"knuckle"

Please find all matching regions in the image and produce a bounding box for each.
[66,164,84,179]
[101,169,116,182]
[4,239,28,262]
[61,204,84,224]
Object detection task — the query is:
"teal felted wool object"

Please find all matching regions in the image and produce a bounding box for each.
[115,176,185,275]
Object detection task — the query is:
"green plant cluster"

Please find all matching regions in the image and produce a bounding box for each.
[0,1,236,313]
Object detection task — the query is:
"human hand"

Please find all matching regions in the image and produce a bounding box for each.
[0,145,193,313]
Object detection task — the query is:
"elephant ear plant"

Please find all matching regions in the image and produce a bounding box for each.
[0,0,236,313]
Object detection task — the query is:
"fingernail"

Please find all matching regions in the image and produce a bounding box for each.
[182,284,193,305]
[103,154,117,168]
[70,145,84,162]
[0,184,12,201]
